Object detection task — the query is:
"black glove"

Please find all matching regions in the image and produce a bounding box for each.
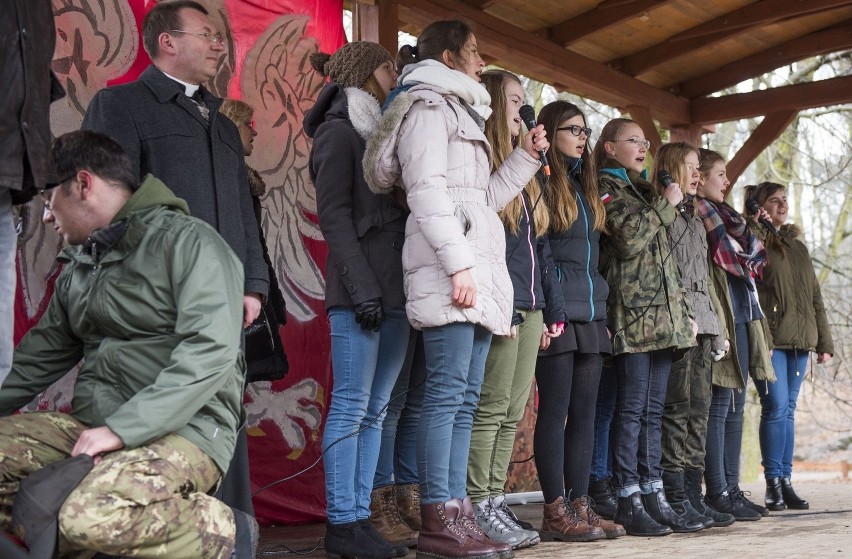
[354,298,384,332]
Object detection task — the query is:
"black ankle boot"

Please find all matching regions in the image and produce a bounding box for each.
[671,499,714,529]
[732,484,768,516]
[588,477,618,520]
[325,520,398,559]
[764,477,786,511]
[662,470,687,503]
[706,489,761,521]
[688,492,735,527]
[614,491,671,537]
[781,477,809,509]
[641,489,703,533]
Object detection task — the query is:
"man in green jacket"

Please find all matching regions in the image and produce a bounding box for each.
[0,131,256,558]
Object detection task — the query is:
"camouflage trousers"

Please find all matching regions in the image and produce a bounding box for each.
[0,412,236,558]
[661,335,713,472]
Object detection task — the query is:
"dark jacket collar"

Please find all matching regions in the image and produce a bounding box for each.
[140,65,220,108]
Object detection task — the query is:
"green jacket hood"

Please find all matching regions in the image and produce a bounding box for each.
[113,174,190,222]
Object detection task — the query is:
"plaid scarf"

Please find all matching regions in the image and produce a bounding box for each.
[696,198,767,282]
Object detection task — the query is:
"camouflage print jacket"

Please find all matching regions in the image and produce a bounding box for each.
[598,162,696,356]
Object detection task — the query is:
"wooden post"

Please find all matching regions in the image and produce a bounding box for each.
[725,110,797,191]
[352,0,399,57]
[669,125,705,148]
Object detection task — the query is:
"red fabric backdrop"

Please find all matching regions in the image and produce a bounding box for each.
[16,0,345,525]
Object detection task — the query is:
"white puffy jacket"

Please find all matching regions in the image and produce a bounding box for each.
[364,83,540,335]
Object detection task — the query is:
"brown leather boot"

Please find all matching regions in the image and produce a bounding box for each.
[371,485,418,548]
[571,495,626,539]
[460,497,513,559]
[540,496,606,542]
[396,483,422,531]
[417,499,501,559]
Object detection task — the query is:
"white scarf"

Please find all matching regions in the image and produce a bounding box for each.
[345,87,381,140]
[401,59,492,120]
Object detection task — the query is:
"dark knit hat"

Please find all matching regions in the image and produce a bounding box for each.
[309,41,393,89]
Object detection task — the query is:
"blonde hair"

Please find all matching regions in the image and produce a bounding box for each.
[481,70,548,235]
[651,142,698,195]
[219,98,253,127]
[537,100,605,232]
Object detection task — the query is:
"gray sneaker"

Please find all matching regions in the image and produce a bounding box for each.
[490,495,540,548]
[474,498,528,550]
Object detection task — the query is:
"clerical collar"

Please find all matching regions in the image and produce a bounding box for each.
[162,70,200,97]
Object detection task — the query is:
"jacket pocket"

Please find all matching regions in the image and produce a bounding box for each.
[620,283,670,347]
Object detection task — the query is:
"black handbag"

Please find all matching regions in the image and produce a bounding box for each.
[243,303,288,383]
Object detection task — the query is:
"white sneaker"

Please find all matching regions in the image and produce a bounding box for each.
[474,498,527,549]
[490,495,540,548]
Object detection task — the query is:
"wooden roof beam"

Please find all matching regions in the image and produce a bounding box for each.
[677,20,852,98]
[464,0,500,9]
[396,0,691,127]
[690,74,852,125]
[614,0,852,77]
[546,0,673,47]
[726,110,798,187]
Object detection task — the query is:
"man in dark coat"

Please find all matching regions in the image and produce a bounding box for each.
[0,0,65,385]
[81,0,268,325]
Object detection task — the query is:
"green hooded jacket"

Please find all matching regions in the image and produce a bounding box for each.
[598,161,695,356]
[753,223,833,355]
[0,175,245,473]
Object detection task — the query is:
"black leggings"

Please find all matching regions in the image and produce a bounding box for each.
[534,351,603,503]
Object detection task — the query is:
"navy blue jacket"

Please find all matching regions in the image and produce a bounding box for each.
[547,163,608,323]
[503,191,567,325]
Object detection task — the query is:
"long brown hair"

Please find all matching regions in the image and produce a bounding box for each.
[538,100,605,232]
[651,142,698,195]
[481,70,548,235]
[744,181,787,256]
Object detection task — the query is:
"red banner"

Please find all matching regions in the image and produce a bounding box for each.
[17,0,345,524]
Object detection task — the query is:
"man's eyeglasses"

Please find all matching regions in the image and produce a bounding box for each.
[169,30,224,45]
[557,125,592,137]
[612,137,651,149]
[41,173,76,211]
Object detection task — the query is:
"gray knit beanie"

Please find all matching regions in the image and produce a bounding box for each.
[309,41,393,89]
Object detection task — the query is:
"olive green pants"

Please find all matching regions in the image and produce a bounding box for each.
[467,309,543,503]
[0,412,236,558]
[661,335,713,472]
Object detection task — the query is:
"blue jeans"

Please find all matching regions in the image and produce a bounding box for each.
[612,350,672,497]
[0,188,14,386]
[323,306,410,523]
[374,331,425,487]
[705,321,750,495]
[755,349,809,479]
[589,365,617,482]
[418,322,492,504]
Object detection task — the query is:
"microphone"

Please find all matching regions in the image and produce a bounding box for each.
[657,170,689,222]
[518,105,550,177]
[745,198,778,235]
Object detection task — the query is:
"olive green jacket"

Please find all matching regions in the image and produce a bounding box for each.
[753,223,833,355]
[0,176,246,473]
[707,260,775,389]
[598,163,695,356]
